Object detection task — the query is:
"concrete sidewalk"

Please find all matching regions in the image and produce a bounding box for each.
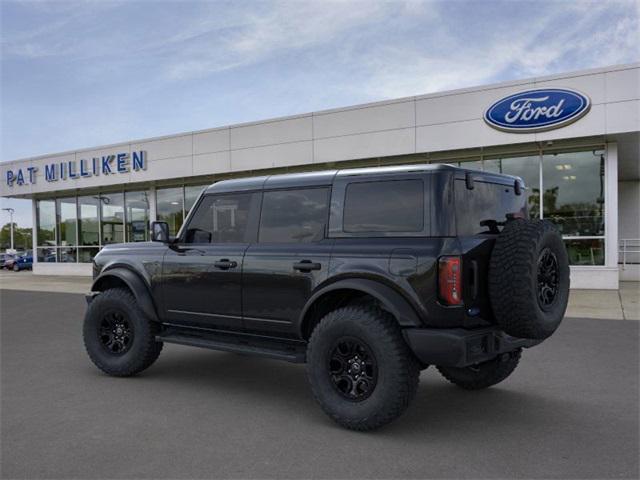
[1,270,638,320]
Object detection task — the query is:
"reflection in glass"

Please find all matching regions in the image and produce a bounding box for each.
[157,187,184,236]
[259,189,329,243]
[542,151,605,236]
[37,200,56,246]
[565,239,605,265]
[100,193,124,244]
[78,247,100,263]
[78,196,100,246]
[485,156,541,219]
[57,197,77,246]
[58,246,77,263]
[459,160,483,170]
[185,185,206,215]
[125,191,150,242]
[37,247,57,263]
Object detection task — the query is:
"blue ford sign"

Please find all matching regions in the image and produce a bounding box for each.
[484,88,591,133]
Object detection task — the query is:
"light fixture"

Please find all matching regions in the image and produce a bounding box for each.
[564,164,572,170]
[170,201,180,205]
[555,165,565,171]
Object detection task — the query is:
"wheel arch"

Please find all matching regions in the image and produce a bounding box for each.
[298,278,422,339]
[91,267,159,322]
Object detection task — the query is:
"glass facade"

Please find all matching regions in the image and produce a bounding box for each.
[460,148,606,265]
[31,150,607,268]
[125,191,150,242]
[156,187,184,236]
[100,192,124,245]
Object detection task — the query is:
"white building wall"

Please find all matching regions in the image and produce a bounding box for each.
[2,63,638,199]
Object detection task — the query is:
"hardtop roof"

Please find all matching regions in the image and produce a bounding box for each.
[204,163,521,194]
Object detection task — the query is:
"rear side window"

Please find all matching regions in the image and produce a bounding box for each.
[343,180,424,233]
[184,193,255,244]
[259,188,330,243]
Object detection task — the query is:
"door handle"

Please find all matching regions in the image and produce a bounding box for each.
[213,259,238,270]
[293,260,321,272]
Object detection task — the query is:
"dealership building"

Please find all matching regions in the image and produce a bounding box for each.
[1,63,638,289]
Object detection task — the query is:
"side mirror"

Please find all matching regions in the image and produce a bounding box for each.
[151,221,170,243]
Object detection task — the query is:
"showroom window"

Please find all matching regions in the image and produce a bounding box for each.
[482,155,541,219]
[56,197,77,263]
[36,199,56,263]
[542,150,605,265]
[77,195,100,263]
[125,191,150,242]
[156,187,184,236]
[460,147,605,266]
[100,193,125,244]
[185,185,207,216]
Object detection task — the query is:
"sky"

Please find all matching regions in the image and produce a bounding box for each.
[1,0,639,228]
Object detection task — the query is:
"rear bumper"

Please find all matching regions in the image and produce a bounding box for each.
[403,327,541,368]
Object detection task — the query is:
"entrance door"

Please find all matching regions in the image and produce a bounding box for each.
[162,192,260,330]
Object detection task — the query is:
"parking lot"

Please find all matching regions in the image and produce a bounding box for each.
[1,288,638,479]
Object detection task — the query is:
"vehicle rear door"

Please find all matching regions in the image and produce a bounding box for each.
[241,187,333,337]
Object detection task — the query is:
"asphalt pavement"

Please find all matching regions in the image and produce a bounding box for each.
[1,289,638,479]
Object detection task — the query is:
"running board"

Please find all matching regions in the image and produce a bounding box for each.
[156,327,307,363]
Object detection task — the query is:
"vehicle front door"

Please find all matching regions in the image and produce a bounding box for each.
[161,192,260,330]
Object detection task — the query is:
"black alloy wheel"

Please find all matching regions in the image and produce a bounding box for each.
[537,247,559,309]
[328,337,378,401]
[99,310,134,355]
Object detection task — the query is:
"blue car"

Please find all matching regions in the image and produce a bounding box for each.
[13,252,33,271]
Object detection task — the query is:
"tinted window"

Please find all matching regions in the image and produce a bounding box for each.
[184,193,254,244]
[259,188,329,243]
[343,180,424,233]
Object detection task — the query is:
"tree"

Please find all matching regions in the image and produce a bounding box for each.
[0,223,32,251]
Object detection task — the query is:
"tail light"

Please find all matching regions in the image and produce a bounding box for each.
[438,256,462,305]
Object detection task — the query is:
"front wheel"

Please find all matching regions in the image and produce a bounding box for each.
[83,288,163,376]
[12,263,19,272]
[436,349,522,390]
[306,305,420,431]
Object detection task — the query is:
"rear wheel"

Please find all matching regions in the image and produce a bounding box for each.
[83,288,163,376]
[306,305,420,431]
[437,349,521,390]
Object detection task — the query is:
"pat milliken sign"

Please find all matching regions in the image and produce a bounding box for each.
[484,88,591,133]
[5,151,147,187]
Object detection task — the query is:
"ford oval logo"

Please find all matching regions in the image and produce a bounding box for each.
[484,88,591,133]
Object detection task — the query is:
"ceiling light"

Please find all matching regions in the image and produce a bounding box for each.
[564,164,572,170]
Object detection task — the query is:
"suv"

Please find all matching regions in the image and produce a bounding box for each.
[84,164,569,430]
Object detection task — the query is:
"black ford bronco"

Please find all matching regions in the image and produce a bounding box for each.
[84,164,569,430]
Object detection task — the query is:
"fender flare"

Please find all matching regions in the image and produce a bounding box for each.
[298,278,423,336]
[91,267,159,322]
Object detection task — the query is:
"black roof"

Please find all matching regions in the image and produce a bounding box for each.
[205,163,521,194]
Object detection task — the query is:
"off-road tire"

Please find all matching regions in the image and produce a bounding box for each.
[83,287,163,376]
[306,305,420,431]
[489,219,569,340]
[436,349,521,390]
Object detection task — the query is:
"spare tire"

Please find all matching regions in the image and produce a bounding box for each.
[489,219,569,340]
